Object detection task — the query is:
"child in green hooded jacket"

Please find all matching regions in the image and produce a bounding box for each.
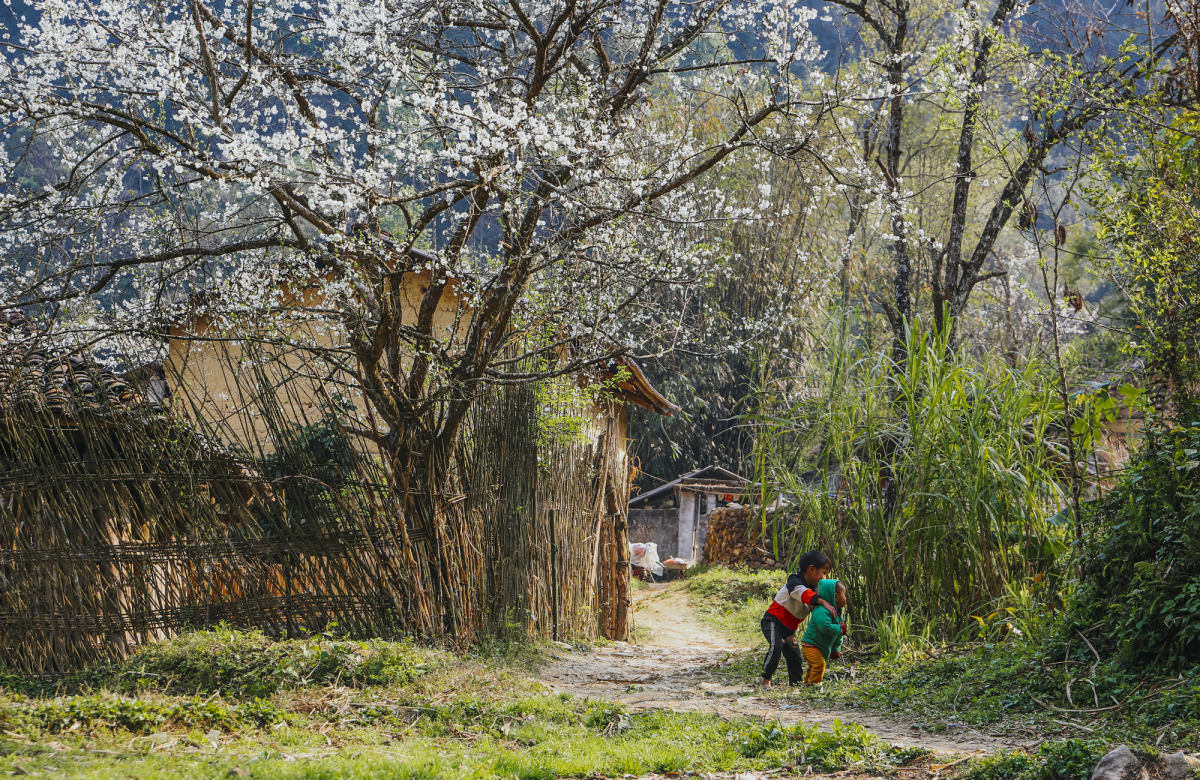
[800,578,847,685]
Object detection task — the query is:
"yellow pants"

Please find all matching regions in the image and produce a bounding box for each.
[802,644,826,685]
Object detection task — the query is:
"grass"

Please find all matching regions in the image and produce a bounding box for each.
[751,320,1072,638]
[2,569,1191,779]
[0,624,441,701]
[684,564,781,646]
[0,625,924,779]
[686,567,1200,751]
[0,714,921,779]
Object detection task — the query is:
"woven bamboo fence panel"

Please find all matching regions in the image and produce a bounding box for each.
[0,325,627,674]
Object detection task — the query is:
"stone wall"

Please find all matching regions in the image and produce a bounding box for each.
[628,508,679,558]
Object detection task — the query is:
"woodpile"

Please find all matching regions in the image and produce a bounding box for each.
[702,507,786,571]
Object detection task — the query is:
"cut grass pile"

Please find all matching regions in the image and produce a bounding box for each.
[0,625,922,780]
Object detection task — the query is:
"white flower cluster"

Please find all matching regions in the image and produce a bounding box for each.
[0,0,828,389]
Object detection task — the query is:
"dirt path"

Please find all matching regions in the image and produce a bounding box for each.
[539,583,1035,756]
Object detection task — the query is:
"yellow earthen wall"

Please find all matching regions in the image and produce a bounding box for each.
[166,271,465,451]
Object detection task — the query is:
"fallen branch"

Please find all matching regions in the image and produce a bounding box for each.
[1030,694,1123,714]
[1053,718,1095,733]
[1077,631,1102,678]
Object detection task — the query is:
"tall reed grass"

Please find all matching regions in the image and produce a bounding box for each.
[751,319,1071,638]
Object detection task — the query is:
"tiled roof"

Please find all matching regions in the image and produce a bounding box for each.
[0,312,162,420]
[600,356,680,417]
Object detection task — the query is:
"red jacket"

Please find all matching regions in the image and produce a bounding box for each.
[765,573,818,631]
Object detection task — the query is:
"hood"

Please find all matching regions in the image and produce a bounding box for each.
[817,578,840,609]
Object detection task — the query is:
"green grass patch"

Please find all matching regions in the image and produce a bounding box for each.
[0,701,921,779]
[0,625,935,780]
[3,625,441,699]
[685,565,782,645]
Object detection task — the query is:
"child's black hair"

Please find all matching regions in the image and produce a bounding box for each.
[795,550,832,574]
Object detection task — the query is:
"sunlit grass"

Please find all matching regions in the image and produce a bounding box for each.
[684,565,781,646]
[0,626,918,780]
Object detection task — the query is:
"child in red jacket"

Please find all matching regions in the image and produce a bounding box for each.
[759,550,838,688]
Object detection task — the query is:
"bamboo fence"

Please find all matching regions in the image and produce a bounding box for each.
[0,317,629,674]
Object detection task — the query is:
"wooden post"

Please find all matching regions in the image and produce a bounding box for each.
[550,508,560,642]
[603,473,631,641]
[607,513,617,638]
[613,509,630,640]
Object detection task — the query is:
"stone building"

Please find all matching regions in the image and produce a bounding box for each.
[627,466,750,561]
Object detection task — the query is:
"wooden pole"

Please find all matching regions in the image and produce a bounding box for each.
[604,472,630,641]
[550,508,560,642]
[606,512,617,639]
[613,509,630,640]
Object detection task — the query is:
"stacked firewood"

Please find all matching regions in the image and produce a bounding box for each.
[702,507,786,571]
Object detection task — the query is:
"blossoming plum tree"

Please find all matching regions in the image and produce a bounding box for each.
[0,0,831,485]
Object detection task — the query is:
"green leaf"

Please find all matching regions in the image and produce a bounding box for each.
[1046,507,1073,526]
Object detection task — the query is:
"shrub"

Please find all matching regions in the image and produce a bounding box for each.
[966,751,1041,780]
[1068,421,1200,667]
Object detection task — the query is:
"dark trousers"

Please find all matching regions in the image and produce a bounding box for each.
[760,614,804,684]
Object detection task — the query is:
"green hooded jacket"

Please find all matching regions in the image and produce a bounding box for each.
[801,578,845,659]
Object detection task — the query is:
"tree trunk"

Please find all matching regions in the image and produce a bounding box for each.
[883,16,910,365]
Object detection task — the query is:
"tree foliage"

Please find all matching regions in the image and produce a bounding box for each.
[1089,112,1200,409]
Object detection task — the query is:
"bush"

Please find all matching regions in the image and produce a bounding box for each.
[1068,421,1200,667]
[965,743,1108,780]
